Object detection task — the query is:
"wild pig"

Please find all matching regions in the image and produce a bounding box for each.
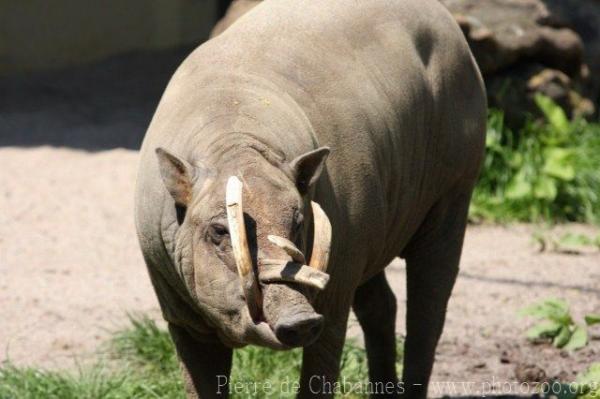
[134,0,486,397]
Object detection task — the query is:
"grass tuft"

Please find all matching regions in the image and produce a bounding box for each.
[0,316,403,398]
[0,363,145,399]
[110,315,178,373]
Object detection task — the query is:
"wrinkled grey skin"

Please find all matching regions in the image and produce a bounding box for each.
[134,0,486,397]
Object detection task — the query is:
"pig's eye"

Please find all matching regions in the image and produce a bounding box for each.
[208,223,229,245]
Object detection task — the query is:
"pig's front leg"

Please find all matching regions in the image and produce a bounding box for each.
[168,323,233,398]
[298,311,350,398]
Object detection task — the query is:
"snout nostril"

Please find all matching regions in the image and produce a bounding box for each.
[274,313,324,347]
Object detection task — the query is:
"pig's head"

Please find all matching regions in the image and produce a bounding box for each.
[155,146,331,349]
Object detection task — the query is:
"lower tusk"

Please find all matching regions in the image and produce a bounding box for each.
[259,262,330,290]
[267,235,306,264]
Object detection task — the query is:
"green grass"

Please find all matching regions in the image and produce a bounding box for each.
[0,364,137,399]
[3,316,597,398]
[0,317,185,399]
[0,316,403,398]
[471,95,600,224]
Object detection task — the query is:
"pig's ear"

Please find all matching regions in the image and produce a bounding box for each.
[290,147,330,195]
[156,148,195,207]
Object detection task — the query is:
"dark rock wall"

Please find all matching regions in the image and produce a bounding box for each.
[441,0,596,126]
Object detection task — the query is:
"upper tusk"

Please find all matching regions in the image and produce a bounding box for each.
[226,176,262,321]
[309,201,332,272]
[226,176,253,278]
[267,235,306,264]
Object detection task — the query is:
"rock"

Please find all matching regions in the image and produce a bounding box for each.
[542,0,600,103]
[515,363,547,383]
[472,362,487,369]
[500,350,512,364]
[487,64,594,126]
[442,0,584,76]
[441,0,595,126]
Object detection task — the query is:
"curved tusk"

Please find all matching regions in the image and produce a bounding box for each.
[267,235,306,264]
[226,176,261,320]
[226,177,252,277]
[309,201,332,273]
[259,262,330,290]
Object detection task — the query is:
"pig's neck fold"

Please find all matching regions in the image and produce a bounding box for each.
[183,74,319,167]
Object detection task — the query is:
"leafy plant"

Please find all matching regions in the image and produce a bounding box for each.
[532,230,600,253]
[520,298,600,351]
[471,95,600,223]
[542,363,600,399]
[576,363,600,399]
[557,233,600,250]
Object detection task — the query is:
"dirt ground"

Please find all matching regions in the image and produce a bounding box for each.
[1,146,599,397]
[1,48,599,397]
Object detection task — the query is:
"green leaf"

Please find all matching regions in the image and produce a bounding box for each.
[508,152,523,168]
[535,94,570,134]
[563,325,588,351]
[577,363,600,386]
[553,325,572,348]
[533,176,558,200]
[585,314,600,326]
[576,363,600,399]
[542,148,576,181]
[506,169,532,199]
[526,320,563,339]
[485,130,501,149]
[520,298,571,323]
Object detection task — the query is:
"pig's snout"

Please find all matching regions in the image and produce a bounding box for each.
[274,309,323,347]
[262,283,323,347]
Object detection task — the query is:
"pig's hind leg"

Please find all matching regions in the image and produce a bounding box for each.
[399,186,472,399]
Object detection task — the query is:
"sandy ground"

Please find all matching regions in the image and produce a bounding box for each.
[1,48,599,397]
[0,148,161,368]
[1,146,599,397]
